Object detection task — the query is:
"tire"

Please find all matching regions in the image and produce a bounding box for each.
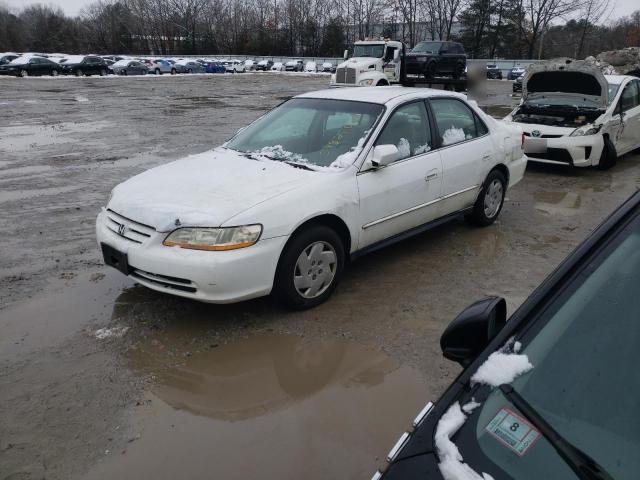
[466,169,507,227]
[187,68,192,74]
[75,69,83,77]
[453,63,464,79]
[274,225,345,309]
[155,68,161,75]
[376,80,389,86]
[171,68,176,75]
[20,69,28,77]
[100,69,107,76]
[425,61,437,79]
[51,69,59,77]
[597,136,617,170]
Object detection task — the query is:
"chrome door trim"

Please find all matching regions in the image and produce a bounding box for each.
[362,185,479,230]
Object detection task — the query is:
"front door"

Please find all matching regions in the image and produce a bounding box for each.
[357,101,443,248]
[615,79,640,155]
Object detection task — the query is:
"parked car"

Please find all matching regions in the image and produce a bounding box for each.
[59,55,109,76]
[285,59,304,71]
[512,74,523,93]
[486,64,503,79]
[505,60,640,169]
[205,61,226,74]
[102,55,125,62]
[507,66,526,80]
[271,62,285,72]
[104,58,116,75]
[378,190,640,480]
[244,59,257,71]
[0,53,19,65]
[223,60,246,73]
[305,61,318,72]
[0,55,63,77]
[147,59,174,75]
[405,41,466,79]
[174,60,205,74]
[322,62,335,73]
[256,59,274,71]
[111,59,148,76]
[97,87,526,308]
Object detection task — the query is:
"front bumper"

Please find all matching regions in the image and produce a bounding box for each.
[96,209,288,303]
[523,133,604,167]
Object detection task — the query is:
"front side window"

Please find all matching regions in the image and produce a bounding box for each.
[226,98,384,168]
[430,98,485,146]
[374,102,432,162]
[452,212,640,480]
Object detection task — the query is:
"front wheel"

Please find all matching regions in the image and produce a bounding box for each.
[20,69,28,77]
[597,136,617,170]
[171,68,176,75]
[155,68,161,75]
[51,69,59,77]
[75,69,83,77]
[100,69,107,76]
[466,169,506,226]
[274,225,345,309]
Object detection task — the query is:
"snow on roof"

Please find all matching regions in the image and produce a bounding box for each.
[297,86,465,105]
[9,55,43,65]
[113,59,131,67]
[60,55,86,64]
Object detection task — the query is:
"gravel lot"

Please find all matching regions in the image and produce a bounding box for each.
[1,73,639,480]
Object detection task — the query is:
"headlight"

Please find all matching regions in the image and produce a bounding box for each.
[359,78,374,86]
[163,225,262,251]
[570,124,602,136]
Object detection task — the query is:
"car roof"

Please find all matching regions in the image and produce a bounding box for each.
[295,86,466,105]
[605,74,634,84]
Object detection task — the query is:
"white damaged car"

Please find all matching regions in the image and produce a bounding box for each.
[505,60,640,169]
[97,87,527,308]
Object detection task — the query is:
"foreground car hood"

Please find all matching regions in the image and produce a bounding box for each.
[108,148,313,232]
[523,60,608,109]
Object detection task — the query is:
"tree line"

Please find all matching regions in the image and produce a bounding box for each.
[0,0,638,59]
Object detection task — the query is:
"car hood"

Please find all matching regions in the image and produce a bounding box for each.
[108,148,315,232]
[523,60,608,109]
[337,57,381,70]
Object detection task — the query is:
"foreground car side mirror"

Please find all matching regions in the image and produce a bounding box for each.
[440,297,507,366]
[371,144,399,168]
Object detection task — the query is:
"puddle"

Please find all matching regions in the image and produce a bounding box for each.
[85,333,429,480]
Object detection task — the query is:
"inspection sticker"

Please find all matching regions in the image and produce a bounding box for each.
[485,407,540,456]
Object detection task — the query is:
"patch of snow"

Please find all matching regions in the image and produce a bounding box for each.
[435,402,494,480]
[442,127,466,146]
[94,326,129,339]
[328,131,369,169]
[112,59,131,67]
[513,341,522,353]
[461,399,481,414]
[75,95,89,103]
[415,143,431,154]
[10,55,37,65]
[59,55,85,64]
[252,145,308,164]
[471,351,532,387]
[397,137,411,158]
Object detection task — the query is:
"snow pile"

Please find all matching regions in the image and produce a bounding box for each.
[397,137,411,158]
[470,350,533,387]
[415,143,431,154]
[589,47,640,75]
[252,145,308,164]
[94,326,129,339]
[442,127,466,146]
[435,401,494,480]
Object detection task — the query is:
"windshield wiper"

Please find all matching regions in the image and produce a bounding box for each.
[283,160,315,171]
[499,384,615,480]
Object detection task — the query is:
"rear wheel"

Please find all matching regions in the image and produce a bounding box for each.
[51,69,59,77]
[425,61,437,79]
[453,63,465,79]
[122,70,127,76]
[75,69,83,77]
[171,68,176,75]
[99,69,107,76]
[466,169,507,226]
[597,136,617,170]
[274,225,345,309]
[20,69,28,77]
[155,68,161,75]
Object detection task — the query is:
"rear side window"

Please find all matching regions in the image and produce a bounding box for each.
[430,98,487,146]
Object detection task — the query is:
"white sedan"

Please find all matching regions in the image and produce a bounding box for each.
[505,61,640,169]
[97,87,527,308]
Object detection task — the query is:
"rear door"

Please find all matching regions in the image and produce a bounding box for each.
[429,97,493,214]
[357,100,443,248]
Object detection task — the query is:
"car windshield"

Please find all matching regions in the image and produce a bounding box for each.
[353,44,385,58]
[607,83,620,105]
[226,98,384,169]
[453,210,640,479]
[412,42,442,53]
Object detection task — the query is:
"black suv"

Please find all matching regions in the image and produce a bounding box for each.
[60,55,109,76]
[405,41,466,79]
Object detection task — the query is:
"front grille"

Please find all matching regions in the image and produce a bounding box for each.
[523,132,563,139]
[335,67,356,84]
[131,268,197,293]
[528,148,573,164]
[105,209,155,244]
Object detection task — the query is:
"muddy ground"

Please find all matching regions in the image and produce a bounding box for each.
[1,74,639,480]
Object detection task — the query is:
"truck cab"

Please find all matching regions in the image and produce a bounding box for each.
[330,39,404,87]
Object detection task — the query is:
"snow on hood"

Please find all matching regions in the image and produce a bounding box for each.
[108,148,314,232]
[523,60,608,109]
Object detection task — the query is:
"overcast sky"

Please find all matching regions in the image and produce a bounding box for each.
[4,0,640,19]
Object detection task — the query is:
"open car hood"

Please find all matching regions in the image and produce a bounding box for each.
[523,60,608,109]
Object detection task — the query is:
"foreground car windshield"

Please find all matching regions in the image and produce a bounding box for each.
[353,44,384,58]
[226,98,383,168]
[454,212,640,479]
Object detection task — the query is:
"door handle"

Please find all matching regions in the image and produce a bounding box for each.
[482,153,492,161]
[425,171,439,181]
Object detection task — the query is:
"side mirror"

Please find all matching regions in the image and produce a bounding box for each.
[343,49,349,60]
[440,297,507,366]
[371,144,399,168]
